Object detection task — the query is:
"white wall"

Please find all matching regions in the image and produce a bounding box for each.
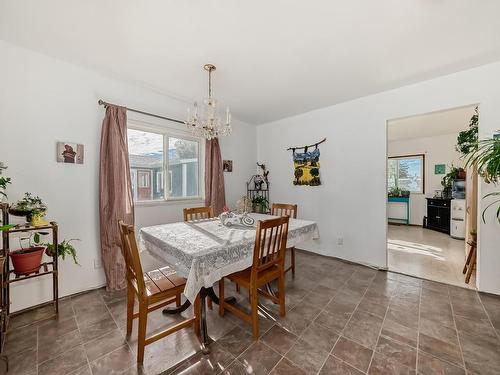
[388,133,464,225]
[257,61,500,295]
[0,40,256,312]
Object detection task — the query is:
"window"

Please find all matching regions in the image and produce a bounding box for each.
[127,127,202,202]
[388,154,424,194]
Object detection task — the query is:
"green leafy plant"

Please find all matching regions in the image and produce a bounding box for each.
[27,231,80,264]
[441,166,465,188]
[252,195,269,212]
[12,193,47,214]
[388,186,401,197]
[456,106,479,156]
[0,162,11,200]
[45,239,80,265]
[464,136,500,223]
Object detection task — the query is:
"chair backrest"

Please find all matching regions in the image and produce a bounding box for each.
[252,216,289,276]
[271,203,298,219]
[183,206,214,221]
[118,220,146,296]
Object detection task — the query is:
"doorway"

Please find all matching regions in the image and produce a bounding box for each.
[386,105,478,288]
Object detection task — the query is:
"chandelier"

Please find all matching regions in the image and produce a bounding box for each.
[186,64,231,140]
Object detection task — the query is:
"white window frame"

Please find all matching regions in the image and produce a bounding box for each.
[128,120,205,206]
[388,154,425,194]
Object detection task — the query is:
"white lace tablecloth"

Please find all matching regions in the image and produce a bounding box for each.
[139,213,319,302]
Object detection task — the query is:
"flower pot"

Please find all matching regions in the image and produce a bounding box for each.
[30,211,49,227]
[10,246,45,276]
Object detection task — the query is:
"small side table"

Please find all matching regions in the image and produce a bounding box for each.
[388,196,410,225]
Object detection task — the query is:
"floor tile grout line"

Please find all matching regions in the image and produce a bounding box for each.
[364,276,397,374]
[70,295,92,375]
[448,288,468,371]
[321,271,378,374]
[99,291,138,372]
[415,278,423,373]
[475,292,500,344]
[275,274,345,375]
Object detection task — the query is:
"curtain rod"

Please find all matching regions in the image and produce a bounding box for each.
[286,138,327,151]
[98,99,186,125]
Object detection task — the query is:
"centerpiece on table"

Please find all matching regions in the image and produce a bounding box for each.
[219,205,255,227]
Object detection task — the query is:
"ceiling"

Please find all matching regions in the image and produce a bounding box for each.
[387,105,476,141]
[1,1,500,124]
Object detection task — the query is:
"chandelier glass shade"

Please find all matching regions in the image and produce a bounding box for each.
[186,64,231,140]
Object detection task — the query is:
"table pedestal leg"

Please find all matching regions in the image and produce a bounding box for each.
[199,287,212,354]
[162,300,191,315]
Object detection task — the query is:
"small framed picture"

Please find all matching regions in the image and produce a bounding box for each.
[434,164,445,175]
[57,142,84,164]
[223,160,233,172]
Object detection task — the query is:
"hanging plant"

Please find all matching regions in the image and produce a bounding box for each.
[456,106,478,156]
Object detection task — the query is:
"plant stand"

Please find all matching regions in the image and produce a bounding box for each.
[246,175,270,214]
[0,203,59,319]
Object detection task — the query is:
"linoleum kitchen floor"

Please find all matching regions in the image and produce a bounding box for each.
[3,251,500,375]
[388,224,476,289]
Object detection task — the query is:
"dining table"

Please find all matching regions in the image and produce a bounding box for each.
[139,213,319,350]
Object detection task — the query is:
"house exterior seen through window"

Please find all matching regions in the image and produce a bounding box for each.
[127,128,201,202]
[388,155,424,194]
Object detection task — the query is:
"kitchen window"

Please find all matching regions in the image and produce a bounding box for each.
[127,126,203,202]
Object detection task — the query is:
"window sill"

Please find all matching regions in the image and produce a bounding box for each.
[134,198,205,208]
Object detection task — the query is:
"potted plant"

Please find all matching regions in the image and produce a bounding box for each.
[441,166,465,198]
[252,195,269,213]
[0,162,11,203]
[10,231,47,276]
[388,187,401,197]
[400,189,410,198]
[456,106,478,157]
[45,239,80,265]
[10,193,48,226]
[464,136,500,222]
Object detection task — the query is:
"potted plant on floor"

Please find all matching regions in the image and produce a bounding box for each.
[252,195,269,213]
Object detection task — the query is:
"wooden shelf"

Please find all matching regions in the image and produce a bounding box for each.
[0,203,59,342]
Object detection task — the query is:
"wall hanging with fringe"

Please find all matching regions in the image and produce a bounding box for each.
[287,138,326,186]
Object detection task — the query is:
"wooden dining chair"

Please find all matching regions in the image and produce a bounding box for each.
[118,221,200,364]
[271,203,298,275]
[183,206,214,221]
[218,216,290,338]
[183,205,215,308]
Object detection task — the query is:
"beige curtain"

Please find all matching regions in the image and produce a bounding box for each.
[99,105,134,291]
[205,138,226,215]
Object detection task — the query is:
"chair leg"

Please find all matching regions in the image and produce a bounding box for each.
[278,275,286,317]
[291,247,296,276]
[175,294,181,308]
[250,286,259,339]
[219,278,225,317]
[126,286,134,336]
[137,302,148,364]
[236,283,241,293]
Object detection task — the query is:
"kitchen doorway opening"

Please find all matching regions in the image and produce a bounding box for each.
[386,105,479,288]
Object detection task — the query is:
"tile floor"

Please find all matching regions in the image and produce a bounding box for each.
[388,224,476,289]
[3,251,500,375]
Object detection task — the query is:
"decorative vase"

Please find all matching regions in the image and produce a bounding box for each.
[10,246,45,276]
